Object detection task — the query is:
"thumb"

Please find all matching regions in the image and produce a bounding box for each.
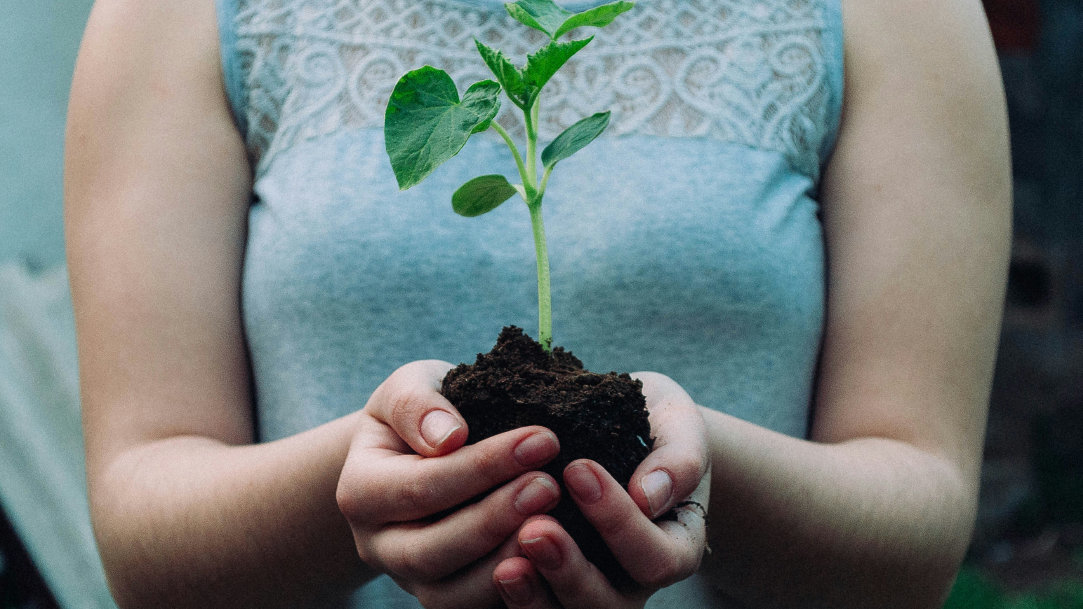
[366,359,467,457]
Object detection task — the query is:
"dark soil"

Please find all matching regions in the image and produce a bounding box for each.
[441,326,653,583]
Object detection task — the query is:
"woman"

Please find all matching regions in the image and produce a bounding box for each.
[64,0,1011,606]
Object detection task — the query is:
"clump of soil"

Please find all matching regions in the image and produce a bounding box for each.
[441,326,653,583]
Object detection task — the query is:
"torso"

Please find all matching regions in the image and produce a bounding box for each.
[217,0,844,604]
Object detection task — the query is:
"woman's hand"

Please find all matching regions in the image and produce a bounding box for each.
[492,371,711,608]
[336,360,564,609]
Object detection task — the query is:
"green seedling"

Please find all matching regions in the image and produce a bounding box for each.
[384,0,634,352]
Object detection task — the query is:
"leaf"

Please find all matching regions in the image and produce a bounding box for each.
[506,0,634,40]
[552,2,635,39]
[384,67,502,189]
[523,37,592,93]
[505,0,573,39]
[475,40,529,108]
[541,111,610,169]
[452,175,518,217]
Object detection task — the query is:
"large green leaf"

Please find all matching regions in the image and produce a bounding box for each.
[384,67,502,189]
[541,111,610,169]
[524,37,592,92]
[505,0,634,40]
[553,2,634,39]
[505,0,573,39]
[475,40,529,108]
[452,174,518,217]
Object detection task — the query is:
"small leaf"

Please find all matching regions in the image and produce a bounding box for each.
[384,67,502,190]
[541,111,610,169]
[505,0,573,39]
[452,175,518,217]
[475,40,529,107]
[506,0,635,40]
[523,37,592,93]
[553,1,635,39]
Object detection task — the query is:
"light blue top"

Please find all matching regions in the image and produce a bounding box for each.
[216,0,843,606]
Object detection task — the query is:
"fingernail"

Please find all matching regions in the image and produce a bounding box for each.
[565,462,602,504]
[521,535,562,570]
[514,431,559,467]
[420,410,461,449]
[641,469,673,518]
[498,576,533,605]
[515,477,559,516]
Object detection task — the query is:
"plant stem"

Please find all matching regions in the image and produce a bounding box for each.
[490,121,528,191]
[520,99,553,351]
[524,108,538,186]
[527,198,553,351]
[495,99,552,351]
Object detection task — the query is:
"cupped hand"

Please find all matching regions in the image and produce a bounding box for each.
[336,360,564,609]
[491,371,711,608]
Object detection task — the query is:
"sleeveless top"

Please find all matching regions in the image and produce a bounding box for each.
[216,0,843,606]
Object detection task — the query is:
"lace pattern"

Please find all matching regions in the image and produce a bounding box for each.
[231,0,838,179]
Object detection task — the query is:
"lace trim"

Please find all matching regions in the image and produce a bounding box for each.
[232,0,837,178]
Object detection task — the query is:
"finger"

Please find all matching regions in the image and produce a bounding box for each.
[517,516,640,608]
[366,360,466,456]
[405,534,525,609]
[564,459,706,588]
[493,556,556,609]
[339,425,560,523]
[629,372,710,519]
[366,473,561,581]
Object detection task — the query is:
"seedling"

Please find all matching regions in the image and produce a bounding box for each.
[384,0,634,352]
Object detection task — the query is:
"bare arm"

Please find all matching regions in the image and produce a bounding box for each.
[67,4,575,607]
[65,0,370,605]
[697,0,1012,606]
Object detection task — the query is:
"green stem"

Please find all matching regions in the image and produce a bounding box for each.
[519,98,553,350]
[490,121,528,190]
[527,198,553,351]
[525,101,539,186]
[538,164,553,197]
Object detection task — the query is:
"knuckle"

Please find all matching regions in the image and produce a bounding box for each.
[389,388,432,424]
[632,548,684,585]
[636,550,691,589]
[593,503,638,538]
[672,452,706,483]
[335,482,358,520]
[335,478,369,523]
[471,443,512,487]
[394,474,438,515]
[477,502,516,546]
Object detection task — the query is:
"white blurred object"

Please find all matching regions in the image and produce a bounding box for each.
[0,262,116,609]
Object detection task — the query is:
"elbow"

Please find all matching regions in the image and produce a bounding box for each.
[87,457,203,609]
[877,458,980,609]
[89,493,172,609]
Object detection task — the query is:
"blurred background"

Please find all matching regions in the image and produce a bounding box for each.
[0,0,1080,607]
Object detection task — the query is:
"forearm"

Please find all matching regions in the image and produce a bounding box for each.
[89,412,373,609]
[699,408,976,609]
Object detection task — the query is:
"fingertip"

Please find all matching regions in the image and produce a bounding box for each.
[511,427,560,468]
[631,455,702,520]
[518,514,561,542]
[638,468,675,519]
[419,408,467,454]
[494,555,533,579]
[374,360,464,456]
[494,557,539,607]
[563,460,604,505]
